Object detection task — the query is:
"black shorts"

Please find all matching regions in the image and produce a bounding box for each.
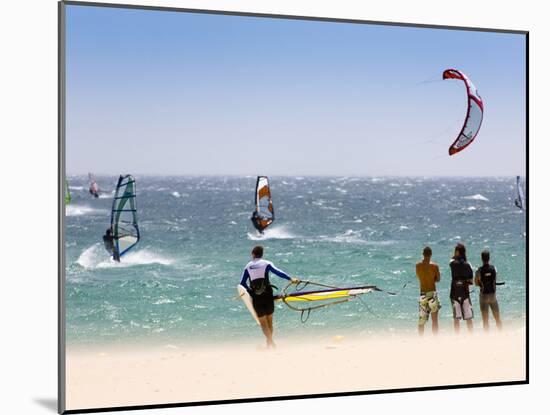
[252,292,275,318]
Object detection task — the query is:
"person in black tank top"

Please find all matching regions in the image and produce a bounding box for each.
[475,250,503,330]
[449,243,474,333]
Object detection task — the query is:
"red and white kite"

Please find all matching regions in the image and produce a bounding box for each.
[443,69,484,156]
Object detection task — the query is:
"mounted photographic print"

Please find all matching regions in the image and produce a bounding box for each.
[59,1,528,413]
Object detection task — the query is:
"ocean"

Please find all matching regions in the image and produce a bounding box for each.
[65,176,526,346]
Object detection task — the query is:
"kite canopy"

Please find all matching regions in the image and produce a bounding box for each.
[110,175,140,258]
[443,69,484,156]
[251,176,274,232]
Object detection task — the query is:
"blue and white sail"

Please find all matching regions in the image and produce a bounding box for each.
[111,175,140,258]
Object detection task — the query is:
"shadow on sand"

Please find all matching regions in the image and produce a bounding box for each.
[34,398,57,412]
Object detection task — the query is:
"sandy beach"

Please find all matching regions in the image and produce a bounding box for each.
[66,326,526,410]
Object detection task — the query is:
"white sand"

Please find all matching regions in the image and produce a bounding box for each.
[66,327,526,410]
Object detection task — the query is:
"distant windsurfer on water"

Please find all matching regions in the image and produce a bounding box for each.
[251,176,274,234]
[415,246,441,336]
[475,250,503,331]
[239,245,299,348]
[514,176,525,210]
[89,173,100,198]
[102,228,120,262]
[449,243,474,333]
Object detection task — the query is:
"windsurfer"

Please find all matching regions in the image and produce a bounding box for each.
[251,176,274,234]
[415,246,441,335]
[239,245,299,348]
[89,185,99,198]
[102,228,120,262]
[250,211,266,234]
[89,173,100,198]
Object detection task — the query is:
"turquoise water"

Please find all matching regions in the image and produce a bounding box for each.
[65,176,526,346]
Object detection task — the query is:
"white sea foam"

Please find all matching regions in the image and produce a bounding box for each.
[247,226,296,240]
[320,230,394,245]
[98,192,113,199]
[171,191,181,198]
[463,194,489,201]
[69,186,84,191]
[153,298,176,305]
[77,244,174,269]
[66,205,108,216]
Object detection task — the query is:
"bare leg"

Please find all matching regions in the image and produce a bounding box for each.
[418,324,425,336]
[466,319,474,333]
[266,314,275,340]
[258,316,275,348]
[431,312,439,335]
[480,299,490,331]
[481,309,489,331]
[453,319,460,333]
[491,302,503,330]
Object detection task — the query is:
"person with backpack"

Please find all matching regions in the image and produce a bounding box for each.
[475,250,503,331]
[239,245,299,348]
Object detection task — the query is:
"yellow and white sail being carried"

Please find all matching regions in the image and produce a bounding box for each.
[275,286,379,302]
[274,280,394,322]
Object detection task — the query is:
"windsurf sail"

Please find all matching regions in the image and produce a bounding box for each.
[443,69,484,156]
[251,176,274,233]
[65,180,71,205]
[275,286,380,302]
[110,175,140,258]
[275,280,392,322]
[514,175,525,210]
[88,173,100,198]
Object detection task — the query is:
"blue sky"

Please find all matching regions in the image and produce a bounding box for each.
[65,4,526,176]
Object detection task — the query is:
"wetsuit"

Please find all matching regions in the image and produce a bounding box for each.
[239,259,291,317]
[250,211,265,233]
[449,257,474,320]
[102,231,120,262]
